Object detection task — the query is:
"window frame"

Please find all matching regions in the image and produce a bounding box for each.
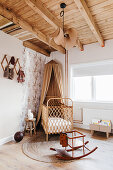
[70,75,113,103]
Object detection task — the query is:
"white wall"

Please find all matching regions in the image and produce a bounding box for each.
[0,31,24,143]
[1,29,113,141]
[51,39,113,130]
[0,79,23,139]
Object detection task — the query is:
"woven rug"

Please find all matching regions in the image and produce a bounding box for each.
[22,132,68,163]
[22,131,113,163]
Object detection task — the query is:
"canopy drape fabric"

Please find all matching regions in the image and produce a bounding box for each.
[37,64,52,124]
[36,60,63,125]
[53,64,63,97]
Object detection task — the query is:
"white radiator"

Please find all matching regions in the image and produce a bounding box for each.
[83,108,113,128]
[73,105,83,122]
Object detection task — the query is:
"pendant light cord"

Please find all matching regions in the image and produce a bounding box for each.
[60,8,64,33]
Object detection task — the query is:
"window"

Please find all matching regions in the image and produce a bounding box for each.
[71,61,113,102]
[71,75,113,102]
[71,76,92,101]
[95,75,113,101]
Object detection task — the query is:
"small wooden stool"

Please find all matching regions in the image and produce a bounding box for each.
[25,118,36,136]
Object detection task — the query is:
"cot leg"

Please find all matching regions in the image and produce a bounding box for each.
[24,124,27,135]
[46,134,48,141]
[106,132,109,138]
[30,122,32,136]
[91,130,94,136]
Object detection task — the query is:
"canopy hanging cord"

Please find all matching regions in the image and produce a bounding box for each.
[65,50,68,99]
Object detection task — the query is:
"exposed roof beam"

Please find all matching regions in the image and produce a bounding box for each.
[9,29,34,40]
[25,0,83,51]
[1,24,20,33]
[25,0,62,29]
[23,41,50,57]
[0,3,65,54]
[0,21,13,29]
[19,34,35,41]
[9,28,27,36]
[74,0,104,47]
[0,15,12,26]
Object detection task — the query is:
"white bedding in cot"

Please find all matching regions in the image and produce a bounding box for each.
[48,117,71,133]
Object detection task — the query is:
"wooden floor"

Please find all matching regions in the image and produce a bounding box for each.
[0,128,113,170]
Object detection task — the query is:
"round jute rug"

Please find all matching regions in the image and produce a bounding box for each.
[22,131,112,163]
[22,132,69,163]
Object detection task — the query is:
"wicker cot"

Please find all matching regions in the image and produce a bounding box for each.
[36,60,73,141]
[42,97,73,141]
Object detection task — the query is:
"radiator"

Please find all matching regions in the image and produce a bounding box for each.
[83,108,113,128]
[73,105,83,123]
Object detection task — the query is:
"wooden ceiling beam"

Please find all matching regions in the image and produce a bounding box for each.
[0,3,65,54]
[18,34,35,41]
[25,0,62,29]
[25,0,83,51]
[74,0,104,47]
[9,28,26,36]
[23,41,50,57]
[0,17,11,27]
[2,24,20,33]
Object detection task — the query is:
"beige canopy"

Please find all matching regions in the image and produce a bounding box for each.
[36,60,63,125]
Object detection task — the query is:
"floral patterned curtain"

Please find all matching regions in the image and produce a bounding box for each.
[20,47,46,130]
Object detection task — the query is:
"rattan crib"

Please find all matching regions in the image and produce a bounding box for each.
[42,97,73,141]
[36,60,73,141]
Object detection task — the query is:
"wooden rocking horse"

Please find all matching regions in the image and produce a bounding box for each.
[50,130,98,160]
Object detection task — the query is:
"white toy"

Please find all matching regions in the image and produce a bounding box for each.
[28,109,33,120]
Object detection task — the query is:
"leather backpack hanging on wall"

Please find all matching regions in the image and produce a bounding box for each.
[4,56,15,80]
[17,67,25,83]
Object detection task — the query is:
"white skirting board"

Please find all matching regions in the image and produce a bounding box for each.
[0,135,14,146]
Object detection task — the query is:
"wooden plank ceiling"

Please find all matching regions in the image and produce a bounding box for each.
[0,0,113,56]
